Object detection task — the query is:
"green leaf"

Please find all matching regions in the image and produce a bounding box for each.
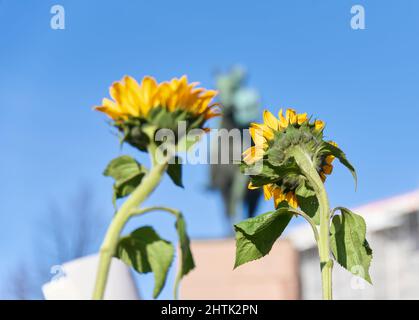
[174,212,195,278]
[167,156,184,188]
[115,226,174,298]
[104,155,147,200]
[234,203,293,268]
[330,207,373,284]
[295,180,320,225]
[319,142,357,189]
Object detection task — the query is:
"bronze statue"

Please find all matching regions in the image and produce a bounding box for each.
[209,66,262,228]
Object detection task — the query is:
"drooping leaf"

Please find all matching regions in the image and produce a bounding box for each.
[330,207,373,284]
[234,203,293,268]
[295,180,320,225]
[172,211,195,299]
[174,212,195,278]
[318,142,357,189]
[167,156,184,188]
[103,155,147,201]
[115,226,174,298]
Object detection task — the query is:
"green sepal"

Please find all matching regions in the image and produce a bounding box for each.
[240,158,300,188]
[330,207,373,284]
[267,123,323,167]
[113,107,207,152]
[318,141,357,189]
[115,118,150,152]
[148,107,206,137]
[114,226,174,298]
[167,156,184,188]
[234,203,293,268]
[103,155,147,202]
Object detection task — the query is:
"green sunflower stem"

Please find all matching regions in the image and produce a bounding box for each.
[92,152,168,300]
[294,209,319,243]
[292,146,333,300]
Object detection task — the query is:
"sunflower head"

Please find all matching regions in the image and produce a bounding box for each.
[95,75,220,151]
[242,108,339,209]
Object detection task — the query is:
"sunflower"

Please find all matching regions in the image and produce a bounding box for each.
[96,75,220,121]
[243,108,336,209]
[95,75,220,150]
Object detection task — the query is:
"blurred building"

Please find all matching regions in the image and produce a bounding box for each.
[180,239,300,299]
[291,189,419,299]
[180,189,419,300]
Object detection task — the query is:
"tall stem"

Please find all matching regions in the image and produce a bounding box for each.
[92,158,167,300]
[292,146,333,300]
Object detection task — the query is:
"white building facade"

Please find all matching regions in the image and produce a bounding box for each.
[288,190,419,299]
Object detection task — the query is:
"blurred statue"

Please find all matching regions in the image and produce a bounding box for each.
[209,66,262,228]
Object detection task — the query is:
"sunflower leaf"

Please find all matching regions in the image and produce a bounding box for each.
[103,155,147,201]
[330,207,373,284]
[167,156,184,188]
[115,226,174,299]
[295,180,320,225]
[234,203,293,268]
[318,142,357,189]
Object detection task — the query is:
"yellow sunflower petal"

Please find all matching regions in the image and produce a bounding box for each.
[263,184,274,200]
[278,108,288,129]
[95,75,220,127]
[322,164,333,175]
[102,97,118,110]
[94,98,126,120]
[273,188,286,208]
[297,113,308,125]
[109,82,130,113]
[196,90,218,113]
[292,194,298,208]
[249,125,266,148]
[139,76,158,113]
[204,107,222,120]
[94,105,124,120]
[315,120,325,131]
[263,110,279,131]
[285,192,298,208]
[124,76,143,115]
[156,82,171,107]
[250,123,274,141]
[243,146,264,164]
[248,182,259,190]
[286,109,297,124]
[325,155,335,165]
[329,141,338,147]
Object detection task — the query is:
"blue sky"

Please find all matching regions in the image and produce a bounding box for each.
[0,0,418,299]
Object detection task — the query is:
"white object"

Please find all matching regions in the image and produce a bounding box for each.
[42,254,139,300]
